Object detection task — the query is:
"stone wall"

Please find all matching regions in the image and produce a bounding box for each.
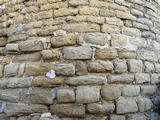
[0,0,160,120]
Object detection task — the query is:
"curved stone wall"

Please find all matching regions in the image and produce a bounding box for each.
[0,0,160,120]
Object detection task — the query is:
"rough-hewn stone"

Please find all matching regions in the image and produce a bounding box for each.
[122,85,140,97]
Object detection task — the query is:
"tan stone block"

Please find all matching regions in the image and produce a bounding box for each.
[25,63,53,76]
[135,73,150,84]
[100,9,116,17]
[0,65,4,77]
[36,10,52,20]
[87,16,105,24]
[76,86,100,103]
[122,85,140,97]
[88,60,113,73]
[105,17,123,26]
[121,27,141,37]
[69,0,88,6]
[62,23,100,32]
[128,59,143,73]
[90,0,108,8]
[79,7,99,16]
[101,85,121,101]
[57,88,75,103]
[75,61,87,76]
[102,24,120,34]
[51,33,76,47]
[117,11,136,20]
[4,63,19,77]
[33,76,64,87]
[0,37,7,47]
[113,59,127,73]
[54,8,78,17]
[50,104,85,118]
[95,48,117,60]
[118,49,137,59]
[41,49,60,60]
[5,44,19,52]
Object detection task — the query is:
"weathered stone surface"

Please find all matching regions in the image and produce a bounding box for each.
[88,60,113,73]
[101,85,121,101]
[95,48,117,60]
[102,24,120,34]
[62,23,100,32]
[155,63,160,73]
[13,52,41,62]
[75,61,87,76]
[62,47,92,60]
[137,97,152,112]
[65,75,107,85]
[113,59,127,73]
[76,86,100,103]
[128,59,143,73]
[4,103,48,116]
[84,33,109,46]
[54,8,78,17]
[19,40,44,52]
[57,88,75,103]
[117,11,136,20]
[151,74,160,84]
[79,7,99,16]
[0,65,3,77]
[41,49,60,61]
[116,97,138,114]
[0,37,7,47]
[127,114,148,120]
[0,77,31,89]
[87,16,104,24]
[8,34,28,43]
[5,44,19,52]
[69,0,88,6]
[90,0,108,8]
[51,33,76,47]
[25,63,52,76]
[121,27,141,37]
[50,104,85,118]
[118,49,137,59]
[144,61,155,73]
[110,114,125,120]
[141,85,157,96]
[137,49,158,62]
[87,101,115,114]
[4,63,19,77]
[0,88,53,104]
[53,63,75,76]
[122,85,140,97]
[105,17,123,26]
[33,76,64,87]
[100,9,116,17]
[108,74,134,84]
[135,73,150,84]
[36,10,52,20]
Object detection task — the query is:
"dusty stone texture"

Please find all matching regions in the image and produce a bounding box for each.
[135,73,150,84]
[4,103,48,116]
[4,63,19,77]
[141,85,157,96]
[41,49,60,61]
[116,97,138,114]
[76,86,101,103]
[50,104,85,118]
[113,59,127,73]
[122,85,140,97]
[62,47,92,60]
[128,59,143,73]
[88,60,113,73]
[33,76,64,87]
[87,101,115,114]
[101,85,121,101]
[57,88,75,103]
[127,114,148,120]
[65,75,107,85]
[25,63,52,76]
[75,61,87,76]
[53,63,75,76]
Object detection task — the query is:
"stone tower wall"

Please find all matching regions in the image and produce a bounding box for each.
[0,0,160,120]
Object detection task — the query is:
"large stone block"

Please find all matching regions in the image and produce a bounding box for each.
[53,63,75,76]
[4,103,48,116]
[144,61,155,73]
[33,76,64,87]
[101,85,121,101]
[121,27,141,37]
[113,59,127,73]
[137,97,152,112]
[62,47,92,60]
[108,74,134,84]
[75,61,87,76]
[141,85,157,96]
[118,49,137,59]
[36,10,52,20]
[69,0,88,6]
[76,86,100,103]
[50,104,85,118]
[87,101,115,114]
[95,48,117,60]
[90,0,108,8]
[84,33,109,46]
[88,60,113,73]
[116,97,138,114]
[4,63,19,77]
[135,73,150,84]
[117,11,136,20]
[110,114,125,120]
[41,49,60,61]
[65,75,107,85]
[57,88,75,103]
[151,74,160,84]
[102,24,120,34]
[54,8,78,17]
[0,37,7,47]
[51,33,76,47]
[122,85,140,97]
[62,23,100,32]
[128,59,143,73]
[79,7,99,16]
[25,63,52,76]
